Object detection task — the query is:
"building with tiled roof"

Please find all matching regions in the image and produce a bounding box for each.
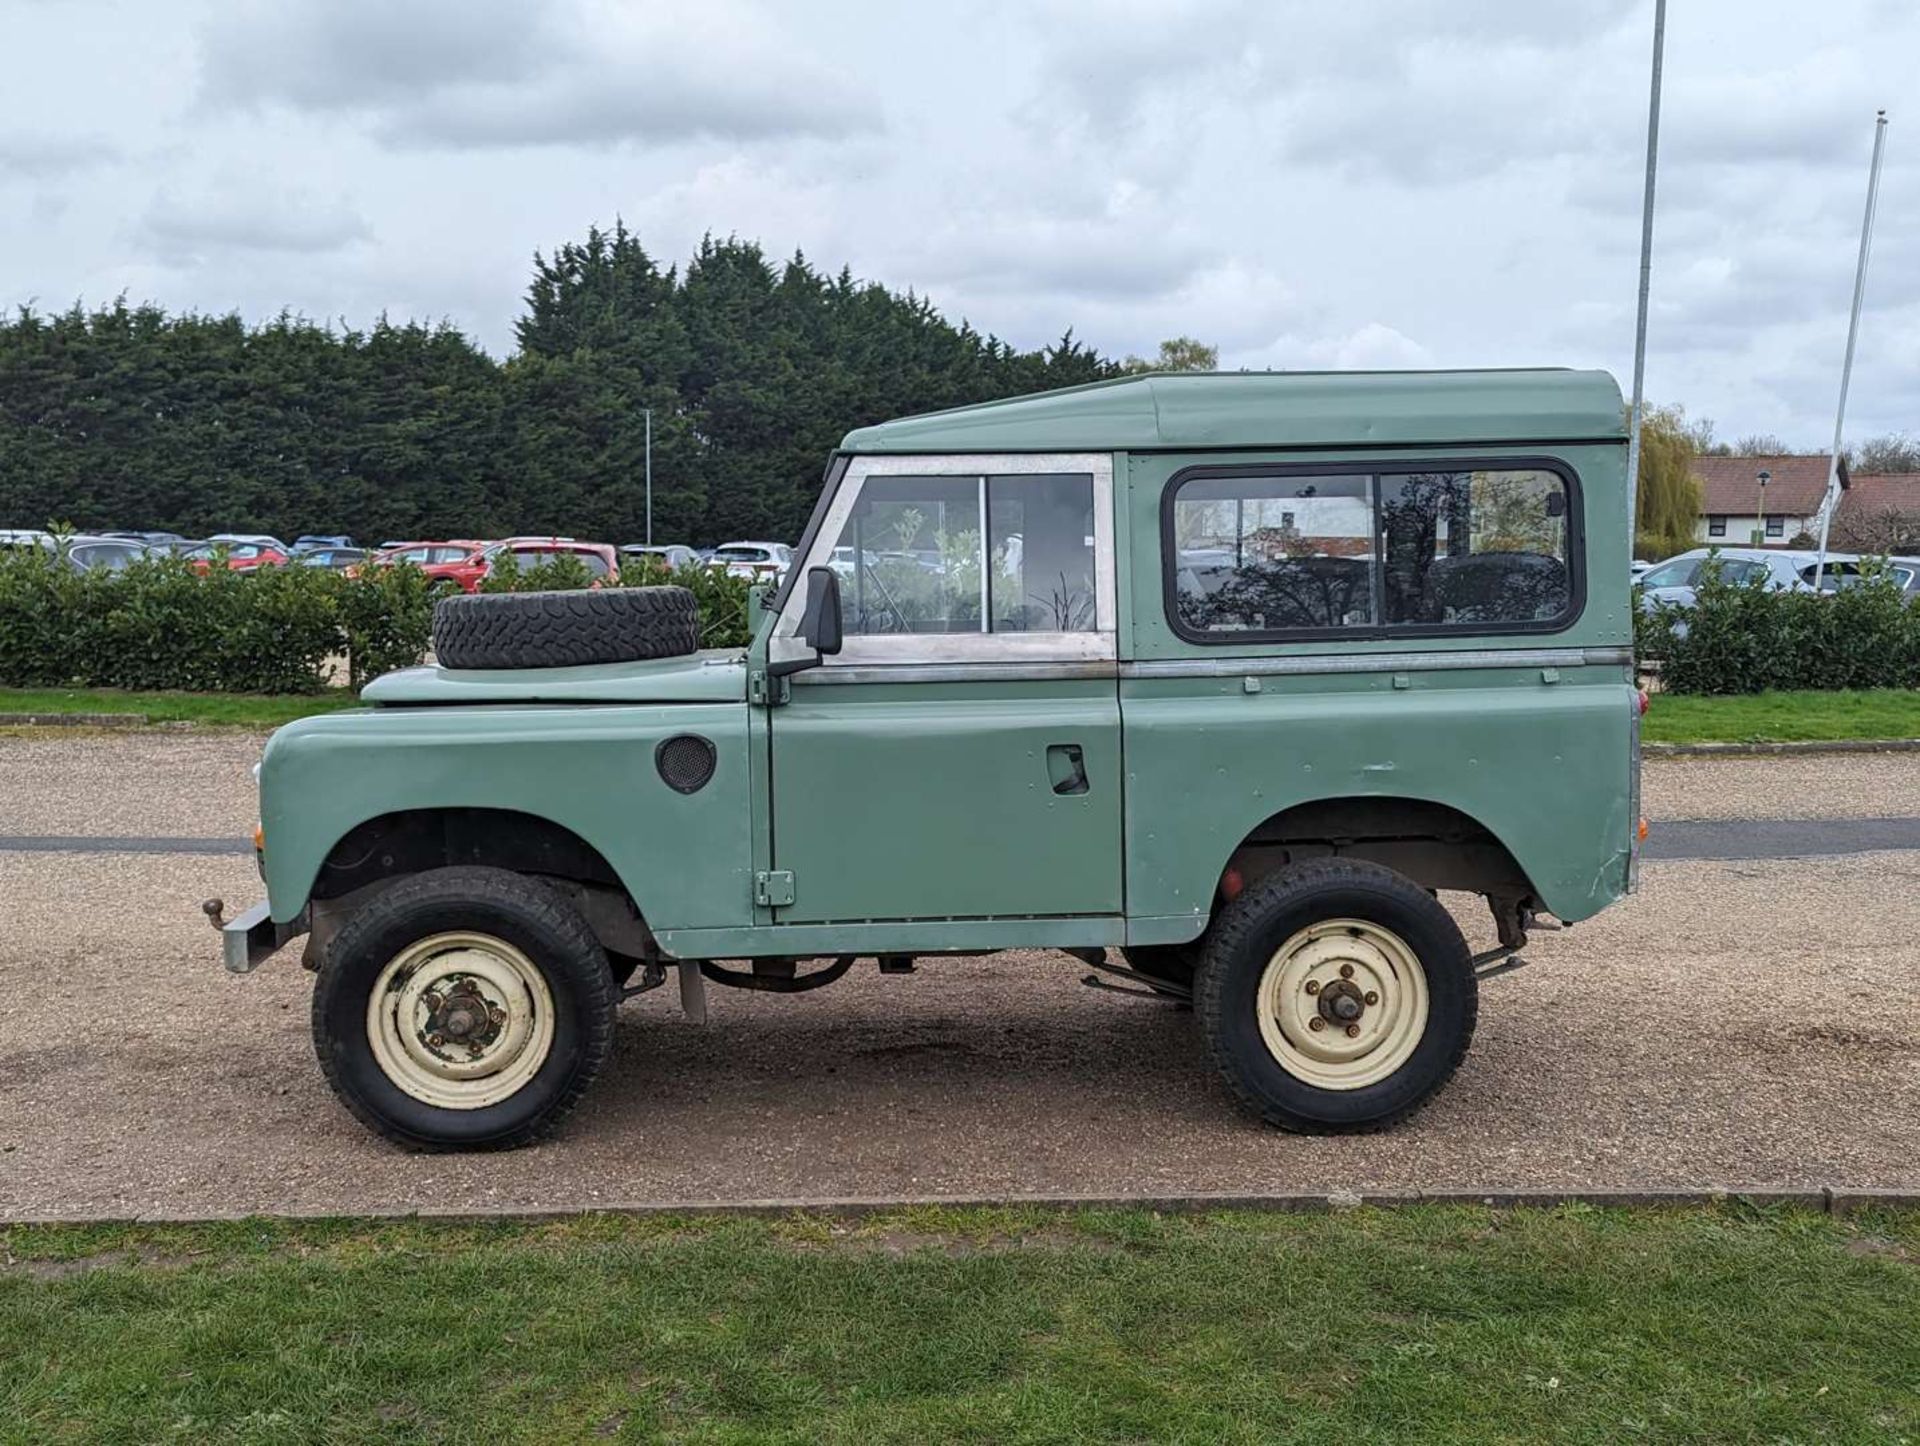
[1690,454,1845,547]
[1832,472,1920,552]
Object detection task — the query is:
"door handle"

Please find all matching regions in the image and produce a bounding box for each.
[1046,743,1089,796]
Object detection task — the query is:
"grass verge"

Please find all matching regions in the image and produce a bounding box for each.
[3,1204,1916,1443]
[1643,687,1920,745]
[0,686,359,728]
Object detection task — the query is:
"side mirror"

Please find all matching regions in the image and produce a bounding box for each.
[799,565,843,656]
[770,565,842,677]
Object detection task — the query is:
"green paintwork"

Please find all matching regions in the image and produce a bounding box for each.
[841,369,1626,455]
[362,650,748,706]
[258,703,754,929]
[768,679,1121,923]
[255,369,1637,963]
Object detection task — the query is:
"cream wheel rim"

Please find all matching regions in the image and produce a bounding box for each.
[1255,918,1429,1091]
[366,932,555,1110]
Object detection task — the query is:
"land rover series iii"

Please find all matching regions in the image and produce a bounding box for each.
[217,369,1641,1149]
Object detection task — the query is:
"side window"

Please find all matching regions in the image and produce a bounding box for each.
[1707,516,1727,537]
[1168,463,1575,638]
[1170,474,1374,633]
[1380,469,1569,626]
[832,472,1097,635]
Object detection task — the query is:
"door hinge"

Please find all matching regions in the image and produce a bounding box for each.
[754,870,796,908]
[748,670,790,706]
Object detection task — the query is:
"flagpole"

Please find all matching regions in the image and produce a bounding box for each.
[1625,0,1668,549]
[1814,109,1889,591]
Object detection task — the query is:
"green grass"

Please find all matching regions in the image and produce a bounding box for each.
[0,686,359,728]
[3,1204,1916,1443]
[1643,687,1920,744]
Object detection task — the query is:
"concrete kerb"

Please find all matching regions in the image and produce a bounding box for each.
[1644,738,1920,757]
[0,712,150,729]
[8,1186,1919,1229]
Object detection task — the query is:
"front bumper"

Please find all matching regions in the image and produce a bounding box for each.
[222,900,309,974]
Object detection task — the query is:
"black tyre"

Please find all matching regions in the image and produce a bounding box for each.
[433,586,698,670]
[1194,858,1476,1133]
[313,866,618,1150]
[1119,943,1197,999]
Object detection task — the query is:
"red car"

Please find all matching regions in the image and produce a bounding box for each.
[183,541,289,573]
[359,540,492,593]
[484,538,620,586]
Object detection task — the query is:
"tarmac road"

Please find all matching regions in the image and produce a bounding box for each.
[1,732,1916,1220]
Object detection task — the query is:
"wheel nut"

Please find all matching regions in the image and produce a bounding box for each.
[1364,991,1379,1006]
[1345,1024,1360,1038]
[423,991,443,1011]
[1304,980,1321,995]
[428,1034,445,1048]
[1339,964,1354,979]
[1309,1017,1326,1032]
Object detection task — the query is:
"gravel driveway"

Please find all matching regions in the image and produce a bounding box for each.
[1,731,1916,1220]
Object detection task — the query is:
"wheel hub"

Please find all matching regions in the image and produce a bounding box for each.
[1254,919,1431,1092]
[366,933,556,1110]
[1317,977,1367,1024]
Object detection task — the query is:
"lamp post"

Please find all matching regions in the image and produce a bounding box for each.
[644,408,653,547]
[1755,469,1770,545]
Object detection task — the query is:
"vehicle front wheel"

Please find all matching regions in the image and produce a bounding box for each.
[1194,858,1476,1133]
[312,866,617,1150]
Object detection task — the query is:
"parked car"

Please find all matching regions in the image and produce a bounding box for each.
[619,544,701,571]
[363,540,493,593]
[101,529,189,549]
[291,534,358,554]
[219,367,1641,1151]
[296,547,368,570]
[0,528,54,550]
[483,538,619,584]
[1635,546,1865,611]
[183,540,289,573]
[64,535,151,571]
[709,541,792,581]
[1629,558,1653,582]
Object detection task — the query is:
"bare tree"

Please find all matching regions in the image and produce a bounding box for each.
[1122,337,1219,374]
[1850,433,1920,473]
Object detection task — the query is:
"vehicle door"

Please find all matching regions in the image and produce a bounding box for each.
[765,453,1123,924]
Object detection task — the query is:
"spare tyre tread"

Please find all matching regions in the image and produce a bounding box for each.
[433,587,699,669]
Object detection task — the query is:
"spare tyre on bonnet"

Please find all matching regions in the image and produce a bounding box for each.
[432,586,698,669]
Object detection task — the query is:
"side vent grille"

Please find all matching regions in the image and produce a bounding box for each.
[655,734,717,794]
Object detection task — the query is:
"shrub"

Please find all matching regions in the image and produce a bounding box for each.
[1650,559,1920,695]
[0,542,757,696]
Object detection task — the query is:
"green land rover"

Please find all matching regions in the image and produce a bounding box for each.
[215,369,1642,1150]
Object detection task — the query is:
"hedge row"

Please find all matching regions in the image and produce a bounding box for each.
[0,548,754,695]
[1636,562,1920,694]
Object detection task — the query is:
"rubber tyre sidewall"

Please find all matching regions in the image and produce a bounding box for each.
[313,870,613,1150]
[1198,865,1474,1131]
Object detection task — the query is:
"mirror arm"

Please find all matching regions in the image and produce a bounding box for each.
[767,649,820,679]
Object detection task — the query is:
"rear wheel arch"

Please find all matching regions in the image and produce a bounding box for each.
[1165,794,1542,947]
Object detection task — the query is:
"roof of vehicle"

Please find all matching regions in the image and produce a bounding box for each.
[839,368,1628,455]
[1661,546,1862,564]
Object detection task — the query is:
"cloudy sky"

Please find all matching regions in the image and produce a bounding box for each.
[2,0,1913,446]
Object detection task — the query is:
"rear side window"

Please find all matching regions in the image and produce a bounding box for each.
[1167,462,1577,639]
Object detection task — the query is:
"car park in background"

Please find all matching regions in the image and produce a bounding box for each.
[709,540,791,580]
[620,543,701,571]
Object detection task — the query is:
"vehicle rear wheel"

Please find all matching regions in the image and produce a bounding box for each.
[1194,858,1475,1133]
[312,866,617,1150]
